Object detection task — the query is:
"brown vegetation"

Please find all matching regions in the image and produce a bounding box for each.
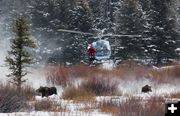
[35,99,65,112]
[170,92,180,98]
[46,64,179,114]
[46,66,72,87]
[147,65,180,83]
[81,76,120,96]
[98,96,165,116]
[62,76,120,101]
[62,86,96,101]
[0,83,35,113]
[46,64,152,87]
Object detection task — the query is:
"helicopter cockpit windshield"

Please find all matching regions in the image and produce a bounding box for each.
[92,40,111,60]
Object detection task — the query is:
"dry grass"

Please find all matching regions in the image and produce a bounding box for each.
[62,75,120,101]
[147,65,180,83]
[21,84,36,101]
[0,83,35,113]
[79,100,97,112]
[46,65,120,79]
[45,65,130,90]
[62,85,96,101]
[115,66,150,79]
[35,99,65,112]
[143,96,165,116]
[46,66,72,87]
[170,92,180,98]
[98,96,165,116]
[46,64,180,84]
[81,76,120,96]
[98,99,120,113]
[0,83,24,113]
[45,64,154,85]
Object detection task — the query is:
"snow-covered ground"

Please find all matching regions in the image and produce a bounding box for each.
[0,111,110,116]
[0,50,180,115]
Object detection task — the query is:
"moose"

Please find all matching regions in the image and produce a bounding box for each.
[36,86,57,97]
[141,85,152,93]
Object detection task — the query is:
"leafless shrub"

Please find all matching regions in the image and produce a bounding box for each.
[98,96,165,116]
[148,65,180,82]
[0,83,25,113]
[81,76,120,96]
[35,99,53,111]
[46,65,124,87]
[98,99,120,114]
[46,64,180,87]
[170,92,180,98]
[70,65,93,78]
[142,96,165,116]
[0,83,35,113]
[46,66,71,87]
[62,86,96,101]
[62,76,120,101]
[117,97,143,116]
[35,99,64,112]
[79,101,97,112]
[21,84,36,100]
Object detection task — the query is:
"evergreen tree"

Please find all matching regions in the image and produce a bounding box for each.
[144,0,179,65]
[138,0,154,62]
[115,0,144,60]
[30,0,75,63]
[88,0,106,30]
[88,0,117,32]
[61,2,93,64]
[38,0,93,64]
[5,16,36,89]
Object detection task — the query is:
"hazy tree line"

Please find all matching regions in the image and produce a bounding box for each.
[0,0,180,65]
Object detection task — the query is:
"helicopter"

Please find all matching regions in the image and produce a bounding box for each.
[58,29,141,64]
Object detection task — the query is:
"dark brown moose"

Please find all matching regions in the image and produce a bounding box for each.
[36,86,57,97]
[141,85,152,93]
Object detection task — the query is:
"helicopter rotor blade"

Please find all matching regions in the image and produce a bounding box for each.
[58,29,142,38]
[102,34,142,38]
[58,29,94,36]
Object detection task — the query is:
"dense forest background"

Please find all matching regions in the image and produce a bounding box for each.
[0,0,180,65]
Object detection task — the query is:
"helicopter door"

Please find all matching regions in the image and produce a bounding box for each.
[92,40,111,60]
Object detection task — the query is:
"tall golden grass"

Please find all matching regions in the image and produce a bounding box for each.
[98,96,165,116]
[62,85,96,101]
[170,92,180,98]
[147,65,180,82]
[45,64,152,85]
[35,99,65,112]
[62,76,120,101]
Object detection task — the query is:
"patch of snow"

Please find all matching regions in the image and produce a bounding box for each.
[152,65,159,70]
[96,96,127,103]
[34,95,111,116]
[118,77,180,96]
[100,60,114,70]
[175,48,180,51]
[0,112,111,116]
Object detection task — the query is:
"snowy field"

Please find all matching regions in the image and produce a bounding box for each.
[0,58,180,116]
[0,0,180,115]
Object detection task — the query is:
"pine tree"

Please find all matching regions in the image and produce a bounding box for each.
[88,0,117,32]
[5,16,36,89]
[144,0,179,65]
[30,0,81,64]
[115,0,144,60]
[61,1,93,64]
[88,0,105,30]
